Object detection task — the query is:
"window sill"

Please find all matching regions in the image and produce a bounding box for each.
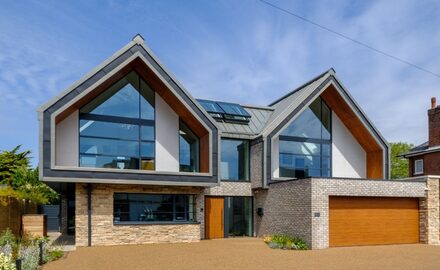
[113,221,200,226]
[221,179,251,183]
[51,165,211,177]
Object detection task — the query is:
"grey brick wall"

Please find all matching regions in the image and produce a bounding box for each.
[254,179,313,244]
[250,141,263,189]
[205,182,252,197]
[254,178,426,249]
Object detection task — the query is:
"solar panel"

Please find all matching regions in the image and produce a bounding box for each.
[197,99,224,113]
[197,99,251,122]
[217,102,251,117]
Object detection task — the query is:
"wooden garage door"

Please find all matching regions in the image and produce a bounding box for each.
[329,196,419,247]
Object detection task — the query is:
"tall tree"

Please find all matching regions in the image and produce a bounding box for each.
[0,145,30,186]
[390,142,413,179]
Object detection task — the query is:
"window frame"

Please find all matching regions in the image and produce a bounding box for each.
[278,97,332,178]
[78,71,156,171]
[220,138,251,182]
[113,193,198,225]
[179,120,200,173]
[414,159,423,175]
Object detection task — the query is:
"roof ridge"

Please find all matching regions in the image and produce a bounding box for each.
[268,68,335,107]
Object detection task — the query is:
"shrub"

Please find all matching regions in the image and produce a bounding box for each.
[45,248,63,262]
[0,253,15,270]
[0,230,16,248]
[264,234,309,250]
[18,245,39,270]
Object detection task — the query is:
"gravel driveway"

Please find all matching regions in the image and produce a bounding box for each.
[44,238,440,270]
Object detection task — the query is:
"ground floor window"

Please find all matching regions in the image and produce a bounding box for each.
[113,193,196,224]
[225,197,252,237]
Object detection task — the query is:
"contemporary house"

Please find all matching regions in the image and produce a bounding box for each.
[38,35,438,249]
[402,97,440,176]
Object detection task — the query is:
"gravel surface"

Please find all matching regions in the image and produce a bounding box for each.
[44,238,440,270]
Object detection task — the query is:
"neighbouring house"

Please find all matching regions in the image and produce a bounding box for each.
[38,35,438,249]
[402,97,440,176]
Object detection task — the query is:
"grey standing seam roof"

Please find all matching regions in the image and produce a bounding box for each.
[198,69,332,139]
[214,106,274,138]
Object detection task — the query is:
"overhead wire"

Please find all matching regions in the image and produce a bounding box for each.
[258,0,440,78]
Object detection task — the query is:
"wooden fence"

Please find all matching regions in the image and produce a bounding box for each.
[0,197,38,235]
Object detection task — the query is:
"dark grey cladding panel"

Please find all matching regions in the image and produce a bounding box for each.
[41,42,219,183]
[42,141,51,169]
[101,49,134,75]
[43,169,217,184]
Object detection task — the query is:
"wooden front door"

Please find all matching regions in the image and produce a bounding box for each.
[205,197,224,239]
[329,196,419,247]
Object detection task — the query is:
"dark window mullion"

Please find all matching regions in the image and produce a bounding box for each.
[79,113,154,126]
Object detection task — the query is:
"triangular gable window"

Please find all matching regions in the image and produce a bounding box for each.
[79,71,155,170]
[278,97,332,178]
[81,71,155,120]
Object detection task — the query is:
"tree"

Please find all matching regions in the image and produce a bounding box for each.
[390,142,414,179]
[0,146,58,204]
[0,145,30,186]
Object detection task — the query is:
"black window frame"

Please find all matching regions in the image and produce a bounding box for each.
[278,97,332,178]
[113,193,197,225]
[220,138,250,182]
[78,71,156,171]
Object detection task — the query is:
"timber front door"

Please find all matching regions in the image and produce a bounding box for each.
[205,197,224,239]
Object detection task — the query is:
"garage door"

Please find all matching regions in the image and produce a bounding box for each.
[329,196,419,247]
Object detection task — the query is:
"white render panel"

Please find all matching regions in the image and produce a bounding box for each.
[155,95,179,172]
[332,112,366,178]
[55,110,79,166]
[271,136,279,178]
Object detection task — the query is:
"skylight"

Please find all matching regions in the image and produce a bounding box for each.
[197,99,251,123]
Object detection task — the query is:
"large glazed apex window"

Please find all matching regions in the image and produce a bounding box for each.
[79,71,155,170]
[279,97,331,178]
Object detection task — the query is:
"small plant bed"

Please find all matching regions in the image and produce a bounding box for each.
[0,228,64,270]
[263,235,309,250]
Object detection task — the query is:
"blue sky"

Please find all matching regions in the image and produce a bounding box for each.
[1,0,440,167]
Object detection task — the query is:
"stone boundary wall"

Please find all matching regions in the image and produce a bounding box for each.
[419,176,440,245]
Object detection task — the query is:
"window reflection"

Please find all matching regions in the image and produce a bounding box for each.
[79,71,155,170]
[113,193,196,223]
[221,139,250,181]
[179,121,199,172]
[279,97,331,178]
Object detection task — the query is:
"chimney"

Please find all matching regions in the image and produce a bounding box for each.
[429,97,440,147]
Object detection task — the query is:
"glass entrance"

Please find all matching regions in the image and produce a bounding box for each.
[225,197,252,237]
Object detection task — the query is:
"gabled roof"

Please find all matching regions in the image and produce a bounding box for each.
[38,34,218,130]
[261,69,333,137]
[402,141,440,157]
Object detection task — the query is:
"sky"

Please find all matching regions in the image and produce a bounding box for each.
[1,0,439,167]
